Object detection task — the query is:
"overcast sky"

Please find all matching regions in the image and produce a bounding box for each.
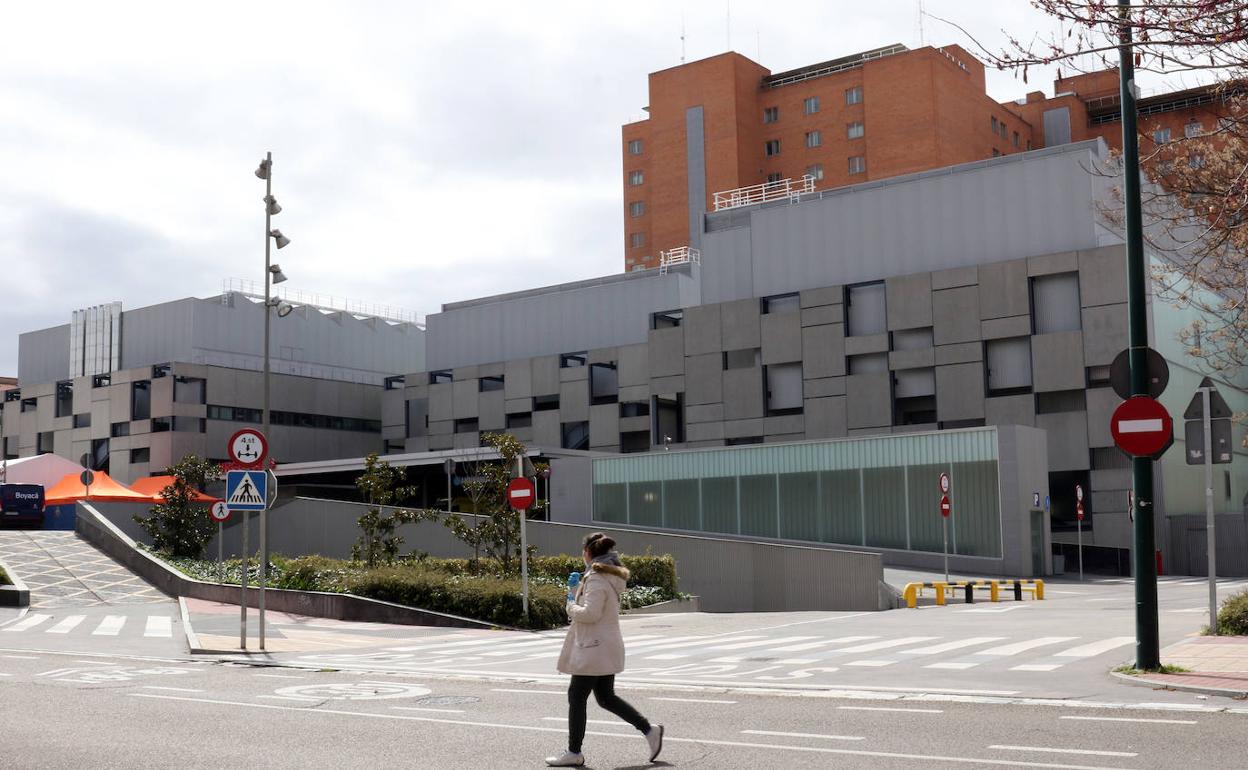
[0,1,1207,376]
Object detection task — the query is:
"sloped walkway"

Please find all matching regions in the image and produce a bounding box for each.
[1125,634,1248,697]
[0,531,167,608]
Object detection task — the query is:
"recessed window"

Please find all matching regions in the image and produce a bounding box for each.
[429,370,452,385]
[92,374,111,388]
[534,394,560,411]
[652,310,683,329]
[848,155,866,175]
[726,436,764,446]
[1035,389,1087,415]
[765,139,781,156]
[560,352,587,368]
[131,380,151,421]
[845,281,886,337]
[999,121,1008,139]
[1189,154,1206,169]
[763,106,779,123]
[174,376,206,405]
[590,362,619,405]
[894,368,937,426]
[803,96,820,114]
[36,431,54,454]
[652,394,684,445]
[1153,127,1171,144]
[628,139,643,155]
[561,421,590,450]
[384,375,405,391]
[110,422,130,438]
[55,381,73,418]
[766,172,783,183]
[629,201,645,217]
[765,363,803,416]
[628,170,644,186]
[173,416,206,433]
[1013,131,1020,148]
[506,412,532,429]
[21,397,37,413]
[629,232,645,248]
[130,447,150,464]
[991,116,999,133]
[619,401,650,418]
[479,375,505,393]
[454,418,479,434]
[1185,120,1204,138]
[805,164,824,180]
[723,348,760,370]
[847,121,864,139]
[985,337,1033,396]
[73,413,91,429]
[762,293,800,315]
[1030,273,1082,334]
[845,86,862,105]
[992,148,1001,157]
[805,130,821,148]
[150,417,171,433]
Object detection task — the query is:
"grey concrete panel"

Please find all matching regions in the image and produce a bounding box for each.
[723,418,765,439]
[685,403,725,424]
[452,380,479,419]
[801,323,846,378]
[589,403,619,448]
[843,333,889,356]
[800,305,843,327]
[804,396,847,439]
[683,303,722,357]
[478,362,504,377]
[1091,467,1131,491]
[686,421,725,443]
[885,272,933,330]
[381,391,405,429]
[478,391,506,432]
[721,298,762,350]
[502,360,532,401]
[532,410,561,447]
[1031,331,1086,392]
[765,414,805,436]
[428,419,453,436]
[1085,386,1118,447]
[1081,304,1128,367]
[981,315,1032,340]
[761,312,802,364]
[799,286,843,308]
[532,356,561,395]
[452,432,480,450]
[428,432,453,451]
[1078,245,1128,307]
[889,348,935,371]
[766,433,805,444]
[803,377,847,398]
[618,385,650,402]
[846,373,891,429]
[936,363,986,422]
[428,382,453,422]
[684,353,724,406]
[686,105,706,251]
[617,344,649,388]
[978,259,1030,320]
[650,375,685,395]
[933,286,981,345]
[588,348,618,365]
[504,397,532,414]
[648,327,685,378]
[1028,250,1079,276]
[559,364,589,383]
[931,265,978,290]
[934,342,984,365]
[722,368,764,420]
[619,415,651,433]
[1036,411,1091,471]
[453,365,480,381]
[985,394,1036,426]
[559,380,589,422]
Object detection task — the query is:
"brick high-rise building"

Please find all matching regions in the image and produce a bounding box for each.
[621,43,1226,271]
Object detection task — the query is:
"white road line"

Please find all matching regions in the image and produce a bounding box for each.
[844,660,894,667]
[976,637,1078,656]
[144,616,173,638]
[126,695,1145,770]
[1060,715,1197,725]
[900,637,1005,656]
[645,653,690,660]
[2,654,39,659]
[831,636,938,654]
[255,673,306,679]
[491,688,564,695]
[651,635,765,651]
[543,717,633,726]
[1054,637,1135,658]
[924,662,978,670]
[989,745,1137,758]
[1011,664,1063,672]
[258,695,321,702]
[707,636,819,652]
[1085,598,1123,603]
[91,616,126,636]
[142,686,204,693]
[4,614,50,632]
[650,697,736,704]
[394,706,467,714]
[624,635,709,650]
[771,636,877,653]
[838,706,943,714]
[388,637,536,653]
[47,616,86,634]
[0,673,11,677]
[744,730,863,741]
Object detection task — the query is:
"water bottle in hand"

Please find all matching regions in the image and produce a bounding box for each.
[567,571,581,602]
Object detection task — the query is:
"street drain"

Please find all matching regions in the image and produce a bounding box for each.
[416,695,481,706]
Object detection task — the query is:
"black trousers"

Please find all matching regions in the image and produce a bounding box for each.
[567,674,651,753]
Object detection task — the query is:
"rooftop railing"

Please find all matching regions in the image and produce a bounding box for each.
[712,175,816,212]
[659,246,700,274]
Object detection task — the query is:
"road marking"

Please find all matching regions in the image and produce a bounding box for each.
[977,637,1078,656]
[1054,637,1135,658]
[958,605,1030,614]
[0,673,10,677]
[2,653,39,659]
[543,717,633,726]
[47,616,86,634]
[743,730,864,741]
[258,695,320,702]
[1059,715,1196,725]
[144,616,172,638]
[652,635,765,651]
[777,658,817,665]
[770,636,877,653]
[142,686,204,693]
[708,635,820,652]
[491,688,564,695]
[645,654,690,660]
[1012,664,1062,672]
[394,706,467,714]
[125,694,1144,770]
[989,745,1138,758]
[4,614,50,632]
[837,706,943,714]
[255,673,305,679]
[924,662,978,670]
[650,696,737,704]
[1085,598,1123,603]
[831,636,938,654]
[900,637,1005,656]
[92,616,126,636]
[844,660,894,667]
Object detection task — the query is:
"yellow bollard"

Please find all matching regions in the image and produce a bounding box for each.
[934,581,947,606]
[989,580,1000,602]
[1034,579,1045,600]
[904,583,919,609]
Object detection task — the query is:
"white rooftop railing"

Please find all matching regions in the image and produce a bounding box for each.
[222,278,423,327]
[659,246,700,274]
[713,175,816,212]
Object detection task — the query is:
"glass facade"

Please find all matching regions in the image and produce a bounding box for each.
[593,428,1002,558]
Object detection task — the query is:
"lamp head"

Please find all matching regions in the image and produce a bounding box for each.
[264,195,282,215]
[269,264,288,284]
[254,159,271,180]
[269,229,291,249]
[276,301,294,318]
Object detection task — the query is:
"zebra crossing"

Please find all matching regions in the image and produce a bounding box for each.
[2,612,175,640]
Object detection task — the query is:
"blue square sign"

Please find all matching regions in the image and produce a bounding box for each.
[226,470,267,511]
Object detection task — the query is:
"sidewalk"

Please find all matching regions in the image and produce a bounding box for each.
[1124,635,1248,697]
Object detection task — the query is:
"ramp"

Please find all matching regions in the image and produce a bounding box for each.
[0,531,167,608]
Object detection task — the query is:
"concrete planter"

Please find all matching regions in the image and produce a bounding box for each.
[623,596,700,614]
[0,558,29,607]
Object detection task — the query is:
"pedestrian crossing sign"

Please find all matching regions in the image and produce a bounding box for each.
[226,470,267,511]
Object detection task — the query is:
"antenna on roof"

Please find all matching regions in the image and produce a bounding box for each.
[680,12,686,63]
[918,0,926,46]
[725,0,731,51]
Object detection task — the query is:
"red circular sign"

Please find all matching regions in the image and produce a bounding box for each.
[228,428,269,467]
[210,502,231,522]
[1110,396,1174,458]
[506,477,536,510]
[939,494,951,518]
[1076,501,1085,521]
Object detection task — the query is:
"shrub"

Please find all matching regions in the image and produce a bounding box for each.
[418,554,679,598]
[1215,589,1248,636]
[275,555,352,593]
[346,566,566,630]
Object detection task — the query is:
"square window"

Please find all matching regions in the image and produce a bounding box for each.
[848,155,866,175]
[766,172,783,183]
[561,421,589,450]
[762,293,800,314]
[765,139,781,156]
[629,232,645,248]
[845,86,862,105]
[985,337,1033,396]
[652,310,683,329]
[454,418,478,434]
[723,348,760,370]
[628,139,643,155]
[803,96,820,114]
[619,401,650,418]
[847,121,864,139]
[130,447,150,464]
[1185,120,1204,138]
[1153,127,1171,144]
[629,201,645,217]
[805,130,821,148]
[560,352,587,368]
[1030,273,1082,334]
[429,370,453,385]
[534,394,560,411]
[845,281,886,336]
[628,170,644,185]
[763,106,779,123]
[805,164,824,180]
[506,412,532,429]
[479,375,504,393]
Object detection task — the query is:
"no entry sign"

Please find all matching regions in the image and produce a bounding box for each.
[506,477,536,511]
[1110,396,1174,459]
[939,494,951,518]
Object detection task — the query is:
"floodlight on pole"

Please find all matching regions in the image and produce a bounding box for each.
[255,159,271,180]
[269,229,291,249]
[276,301,294,318]
[269,264,288,284]
[264,195,282,215]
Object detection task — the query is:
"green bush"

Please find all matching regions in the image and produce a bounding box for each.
[1215,589,1248,636]
[418,554,678,598]
[274,555,352,593]
[346,566,566,630]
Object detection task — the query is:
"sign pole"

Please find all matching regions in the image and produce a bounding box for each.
[239,509,248,650]
[218,520,224,583]
[942,515,949,584]
[1202,388,1218,634]
[1077,511,1083,582]
[517,456,529,620]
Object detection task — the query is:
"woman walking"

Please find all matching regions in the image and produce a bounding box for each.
[545,533,664,767]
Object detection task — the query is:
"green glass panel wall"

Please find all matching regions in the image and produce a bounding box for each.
[778,472,820,541]
[820,470,863,545]
[863,467,907,549]
[663,479,700,531]
[740,475,778,538]
[907,463,946,552]
[701,477,738,534]
[628,481,663,527]
[951,460,1001,557]
[595,483,627,523]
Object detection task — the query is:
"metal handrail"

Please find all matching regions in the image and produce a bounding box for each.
[713,175,817,212]
[659,246,700,274]
[222,278,424,327]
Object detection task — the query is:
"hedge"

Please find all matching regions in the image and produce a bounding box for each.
[1215,589,1248,636]
[424,554,678,598]
[346,566,566,630]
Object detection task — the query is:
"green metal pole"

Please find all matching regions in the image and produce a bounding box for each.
[1118,0,1160,670]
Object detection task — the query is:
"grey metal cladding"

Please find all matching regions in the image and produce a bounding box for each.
[686,106,707,252]
[18,325,71,384]
[1042,107,1073,146]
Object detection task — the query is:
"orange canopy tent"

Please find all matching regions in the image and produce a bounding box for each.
[43,471,153,506]
[128,475,220,504]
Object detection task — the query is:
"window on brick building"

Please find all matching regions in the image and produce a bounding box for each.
[991,116,998,133]
[629,232,645,248]
[1185,120,1204,138]
[763,106,779,123]
[992,148,1001,157]
[1190,153,1206,169]
[1153,127,1171,144]
[629,201,645,217]
[1013,131,1020,148]
[766,172,782,183]
[848,155,865,175]
[628,139,643,155]
[628,170,643,185]
[847,121,864,139]
[765,139,781,156]
[805,164,823,181]
[1000,121,1008,139]
[805,130,821,148]
[845,86,862,105]
[803,96,820,114]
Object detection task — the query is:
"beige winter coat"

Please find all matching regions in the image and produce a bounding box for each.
[556,561,629,676]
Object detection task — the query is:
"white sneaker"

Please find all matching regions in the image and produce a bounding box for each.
[646,725,665,762]
[545,751,585,767]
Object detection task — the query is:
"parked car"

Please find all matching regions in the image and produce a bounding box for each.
[0,484,45,528]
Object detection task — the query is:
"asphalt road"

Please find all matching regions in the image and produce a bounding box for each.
[1,648,1245,770]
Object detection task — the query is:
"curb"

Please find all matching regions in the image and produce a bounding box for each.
[1110,668,1248,699]
[0,555,30,607]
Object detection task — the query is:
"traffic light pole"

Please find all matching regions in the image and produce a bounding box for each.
[1119,0,1161,670]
